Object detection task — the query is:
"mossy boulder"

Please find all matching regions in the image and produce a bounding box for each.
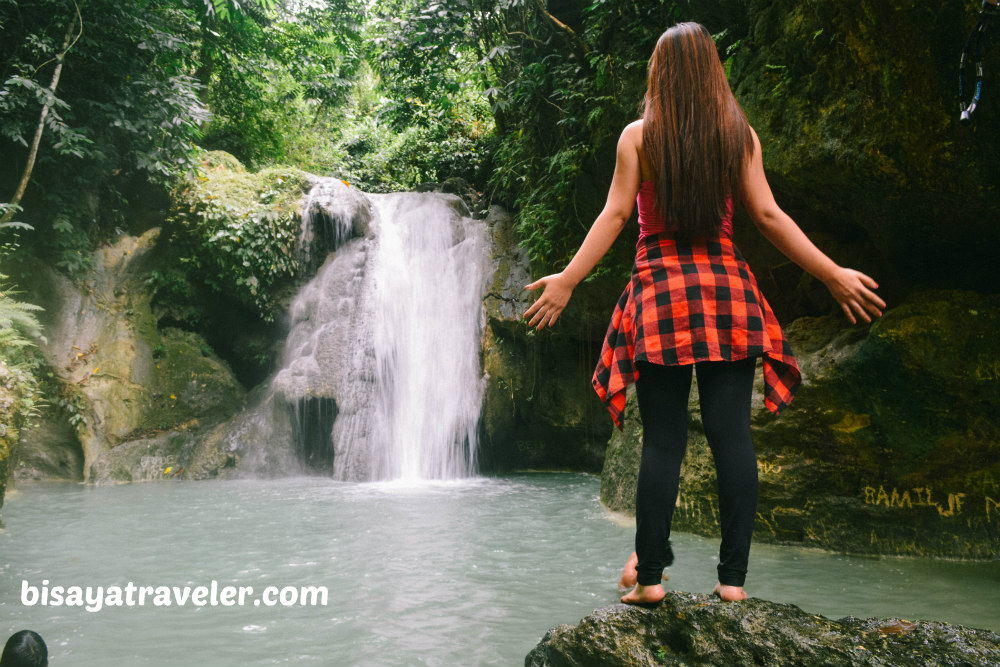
[161,150,314,320]
[139,327,246,434]
[153,151,319,384]
[601,290,1000,559]
[479,206,612,472]
[89,422,239,485]
[525,592,1000,667]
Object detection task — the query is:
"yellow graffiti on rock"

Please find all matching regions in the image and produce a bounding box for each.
[974,358,1000,381]
[986,496,1000,523]
[757,460,782,474]
[862,484,968,517]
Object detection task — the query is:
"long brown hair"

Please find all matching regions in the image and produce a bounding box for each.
[642,22,752,238]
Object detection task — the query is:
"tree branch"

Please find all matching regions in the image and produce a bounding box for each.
[1,2,83,224]
[532,0,590,64]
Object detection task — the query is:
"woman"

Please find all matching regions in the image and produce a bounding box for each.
[523,22,885,605]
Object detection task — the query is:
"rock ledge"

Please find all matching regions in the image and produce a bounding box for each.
[525,592,1000,667]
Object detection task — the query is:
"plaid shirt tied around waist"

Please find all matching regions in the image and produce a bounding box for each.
[592,234,801,430]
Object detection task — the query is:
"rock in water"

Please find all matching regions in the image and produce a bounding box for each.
[524,592,1000,667]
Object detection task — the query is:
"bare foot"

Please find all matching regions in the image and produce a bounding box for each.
[617,552,669,592]
[618,552,638,590]
[620,583,665,607]
[711,583,748,601]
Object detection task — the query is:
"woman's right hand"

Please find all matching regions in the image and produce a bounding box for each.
[823,266,886,324]
[523,272,576,328]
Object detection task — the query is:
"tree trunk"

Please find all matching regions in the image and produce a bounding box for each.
[533,0,589,65]
[1,9,82,224]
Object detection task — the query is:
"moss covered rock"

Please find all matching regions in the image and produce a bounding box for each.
[161,150,314,321]
[89,423,239,485]
[601,290,1000,559]
[12,417,83,482]
[525,592,1000,667]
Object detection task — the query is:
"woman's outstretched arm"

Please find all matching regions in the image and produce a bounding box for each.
[523,122,643,328]
[740,128,886,324]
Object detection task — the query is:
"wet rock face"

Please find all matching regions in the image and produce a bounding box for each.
[479,206,613,473]
[89,425,240,484]
[524,592,1000,667]
[12,418,83,482]
[601,290,1000,559]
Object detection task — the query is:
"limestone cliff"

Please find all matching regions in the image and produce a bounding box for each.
[479,205,612,473]
[11,230,246,483]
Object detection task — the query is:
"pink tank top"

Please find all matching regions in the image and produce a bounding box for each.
[637,180,733,242]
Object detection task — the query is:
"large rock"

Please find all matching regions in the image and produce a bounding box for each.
[525,592,1000,667]
[15,231,246,482]
[601,290,1000,559]
[89,422,239,484]
[479,205,613,473]
[12,417,83,481]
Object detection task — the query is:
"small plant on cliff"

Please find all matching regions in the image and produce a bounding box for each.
[0,275,44,348]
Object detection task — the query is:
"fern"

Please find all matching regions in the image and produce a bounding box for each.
[0,274,44,344]
[0,273,44,432]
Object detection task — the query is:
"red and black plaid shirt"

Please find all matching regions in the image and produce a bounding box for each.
[592,234,801,429]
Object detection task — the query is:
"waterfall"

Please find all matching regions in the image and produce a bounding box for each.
[269,180,488,481]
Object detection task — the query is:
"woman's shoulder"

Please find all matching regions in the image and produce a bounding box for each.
[622,119,644,139]
[621,120,653,181]
[618,120,644,153]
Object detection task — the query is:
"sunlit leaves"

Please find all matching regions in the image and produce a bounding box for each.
[202,0,277,22]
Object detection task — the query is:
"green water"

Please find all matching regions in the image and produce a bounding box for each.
[1,474,997,666]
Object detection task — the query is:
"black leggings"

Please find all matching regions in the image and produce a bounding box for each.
[633,357,758,587]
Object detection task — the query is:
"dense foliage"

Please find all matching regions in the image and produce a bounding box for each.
[161,151,311,322]
[0,0,682,275]
[485,0,684,272]
[1,0,209,273]
[197,0,365,168]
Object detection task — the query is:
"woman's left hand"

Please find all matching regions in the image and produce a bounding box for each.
[523,272,576,328]
[823,267,886,324]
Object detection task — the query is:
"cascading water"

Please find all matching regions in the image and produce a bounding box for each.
[268,179,488,481]
[363,193,486,480]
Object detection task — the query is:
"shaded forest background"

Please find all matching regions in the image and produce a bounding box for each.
[1,0,998,433]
